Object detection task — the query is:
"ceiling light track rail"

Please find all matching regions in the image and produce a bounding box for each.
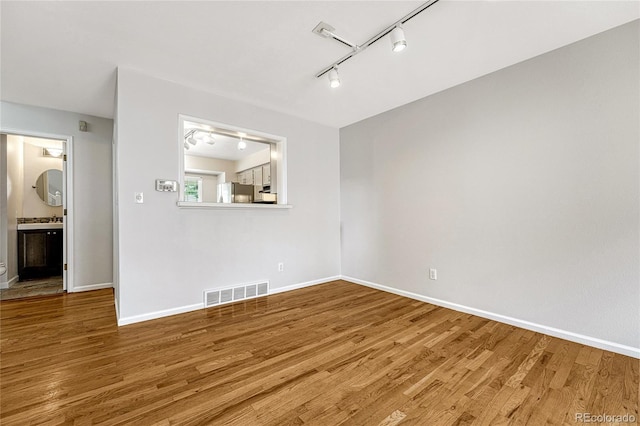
[315,0,440,79]
[186,127,278,144]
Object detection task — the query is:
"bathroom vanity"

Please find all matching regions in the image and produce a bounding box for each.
[17,223,63,280]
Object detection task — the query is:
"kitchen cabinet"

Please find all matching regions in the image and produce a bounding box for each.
[18,229,63,280]
[236,163,271,186]
[237,170,254,185]
[254,167,263,187]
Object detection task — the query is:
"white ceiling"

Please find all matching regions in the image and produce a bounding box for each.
[1,1,638,128]
[185,133,269,162]
[183,119,271,160]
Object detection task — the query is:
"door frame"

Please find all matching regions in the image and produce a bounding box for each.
[1,128,74,292]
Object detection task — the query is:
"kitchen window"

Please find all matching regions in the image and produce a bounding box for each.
[177,115,289,209]
[183,176,202,202]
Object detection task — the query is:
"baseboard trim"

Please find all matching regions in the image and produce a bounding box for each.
[70,282,113,293]
[118,302,204,326]
[342,275,640,359]
[118,276,341,327]
[0,275,19,289]
[270,275,341,295]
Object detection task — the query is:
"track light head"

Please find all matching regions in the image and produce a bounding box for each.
[390,26,407,52]
[328,67,340,88]
[205,132,215,145]
[184,141,190,150]
[186,130,215,145]
[238,138,247,151]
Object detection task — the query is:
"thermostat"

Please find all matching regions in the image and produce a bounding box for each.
[155,180,178,192]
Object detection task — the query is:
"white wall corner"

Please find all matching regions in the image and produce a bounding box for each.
[269,276,341,295]
[341,275,640,360]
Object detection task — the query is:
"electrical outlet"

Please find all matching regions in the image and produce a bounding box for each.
[278,262,284,272]
[429,268,437,280]
[135,192,144,204]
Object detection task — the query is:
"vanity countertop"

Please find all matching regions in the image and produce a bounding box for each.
[18,223,63,230]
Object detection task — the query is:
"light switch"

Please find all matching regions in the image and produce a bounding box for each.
[135,192,144,204]
[429,268,437,280]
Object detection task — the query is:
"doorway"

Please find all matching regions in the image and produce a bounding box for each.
[0,132,73,300]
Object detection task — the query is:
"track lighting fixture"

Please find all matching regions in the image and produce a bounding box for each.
[184,129,215,147]
[390,26,407,52]
[238,137,247,151]
[313,0,438,87]
[184,141,190,150]
[328,67,340,88]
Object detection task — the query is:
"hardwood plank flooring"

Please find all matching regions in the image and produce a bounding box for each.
[0,280,637,425]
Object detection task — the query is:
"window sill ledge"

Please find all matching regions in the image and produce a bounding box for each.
[177,202,292,210]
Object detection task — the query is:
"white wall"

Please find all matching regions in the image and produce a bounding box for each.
[7,136,23,285]
[0,135,6,286]
[184,155,236,182]
[184,155,238,201]
[340,22,639,353]
[6,135,24,220]
[185,173,218,203]
[200,175,218,203]
[115,68,340,322]
[0,134,18,287]
[1,101,114,291]
[2,136,24,286]
[235,148,270,173]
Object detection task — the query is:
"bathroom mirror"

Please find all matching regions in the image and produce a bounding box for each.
[35,169,63,207]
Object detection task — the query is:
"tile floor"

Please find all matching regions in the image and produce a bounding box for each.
[0,276,64,301]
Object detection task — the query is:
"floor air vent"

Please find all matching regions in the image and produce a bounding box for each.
[204,281,269,308]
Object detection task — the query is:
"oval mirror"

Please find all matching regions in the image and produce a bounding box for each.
[35,169,63,207]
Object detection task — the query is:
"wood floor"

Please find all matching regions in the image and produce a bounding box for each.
[0,280,637,425]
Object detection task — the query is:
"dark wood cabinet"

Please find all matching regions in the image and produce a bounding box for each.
[18,229,63,280]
